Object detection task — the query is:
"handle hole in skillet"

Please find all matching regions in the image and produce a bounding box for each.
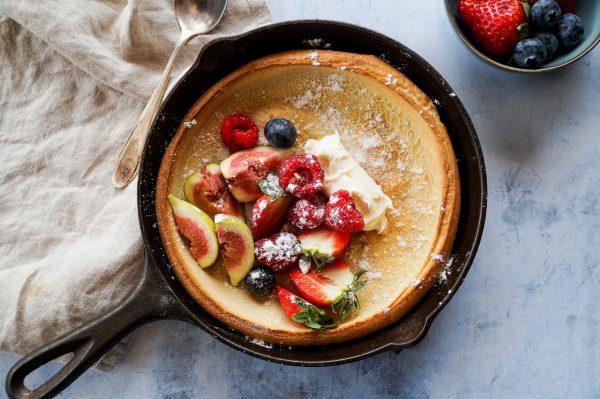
[23,352,74,390]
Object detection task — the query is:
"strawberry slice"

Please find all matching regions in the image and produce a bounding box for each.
[276,286,337,330]
[298,226,351,271]
[250,194,294,240]
[289,259,367,320]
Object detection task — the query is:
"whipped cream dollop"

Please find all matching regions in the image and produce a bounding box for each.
[304,133,393,233]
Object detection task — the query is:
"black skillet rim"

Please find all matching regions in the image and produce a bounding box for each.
[138,19,487,366]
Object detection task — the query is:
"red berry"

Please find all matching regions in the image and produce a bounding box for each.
[276,286,305,320]
[457,0,528,58]
[278,154,324,199]
[288,195,327,230]
[250,194,294,240]
[324,190,365,233]
[220,114,259,152]
[254,232,302,272]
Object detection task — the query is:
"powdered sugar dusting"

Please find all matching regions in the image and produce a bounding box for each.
[396,235,408,248]
[438,255,456,283]
[290,86,323,108]
[353,132,383,164]
[363,271,382,281]
[385,73,398,87]
[303,38,324,47]
[183,118,197,128]
[246,336,274,349]
[328,74,344,92]
[259,172,283,198]
[258,199,267,212]
[357,259,371,270]
[415,234,428,249]
[307,51,321,65]
[214,214,226,223]
[255,233,302,265]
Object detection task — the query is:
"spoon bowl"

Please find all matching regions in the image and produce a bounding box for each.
[175,0,228,35]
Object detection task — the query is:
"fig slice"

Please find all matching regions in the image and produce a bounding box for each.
[183,163,242,218]
[214,214,255,286]
[220,146,293,203]
[168,195,219,268]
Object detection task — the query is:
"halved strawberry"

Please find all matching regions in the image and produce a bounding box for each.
[250,194,294,240]
[298,226,351,271]
[289,259,367,320]
[276,286,337,330]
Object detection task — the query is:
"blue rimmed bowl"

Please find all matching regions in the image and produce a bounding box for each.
[445,0,600,72]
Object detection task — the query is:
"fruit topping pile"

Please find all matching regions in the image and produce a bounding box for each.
[169,114,375,330]
[457,0,585,69]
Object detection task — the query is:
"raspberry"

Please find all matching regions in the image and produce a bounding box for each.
[324,190,365,233]
[220,114,259,152]
[288,195,326,230]
[278,154,324,199]
[254,232,302,272]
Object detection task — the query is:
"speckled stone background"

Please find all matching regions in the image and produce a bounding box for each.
[2,1,599,398]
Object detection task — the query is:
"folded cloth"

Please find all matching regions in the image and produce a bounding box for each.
[0,0,271,371]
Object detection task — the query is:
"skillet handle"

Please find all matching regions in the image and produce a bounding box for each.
[5,252,189,399]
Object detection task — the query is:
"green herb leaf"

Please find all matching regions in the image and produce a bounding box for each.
[258,172,284,201]
[303,250,335,272]
[293,298,338,330]
[331,269,369,321]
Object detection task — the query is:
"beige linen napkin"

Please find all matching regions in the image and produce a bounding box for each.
[0,0,271,371]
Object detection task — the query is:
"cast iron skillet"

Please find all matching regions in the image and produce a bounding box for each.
[6,20,487,399]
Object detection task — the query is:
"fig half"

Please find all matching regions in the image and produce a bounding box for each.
[220,146,292,202]
[214,214,255,286]
[168,195,219,268]
[184,163,242,218]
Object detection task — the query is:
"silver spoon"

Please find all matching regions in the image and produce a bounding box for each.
[112,0,228,188]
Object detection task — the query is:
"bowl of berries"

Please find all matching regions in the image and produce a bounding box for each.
[445,0,600,71]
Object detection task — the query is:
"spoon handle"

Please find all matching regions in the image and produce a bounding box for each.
[112,37,190,189]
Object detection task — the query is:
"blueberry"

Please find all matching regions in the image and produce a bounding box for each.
[264,118,297,148]
[530,0,561,30]
[244,266,275,297]
[556,14,584,48]
[534,32,559,61]
[514,38,548,69]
